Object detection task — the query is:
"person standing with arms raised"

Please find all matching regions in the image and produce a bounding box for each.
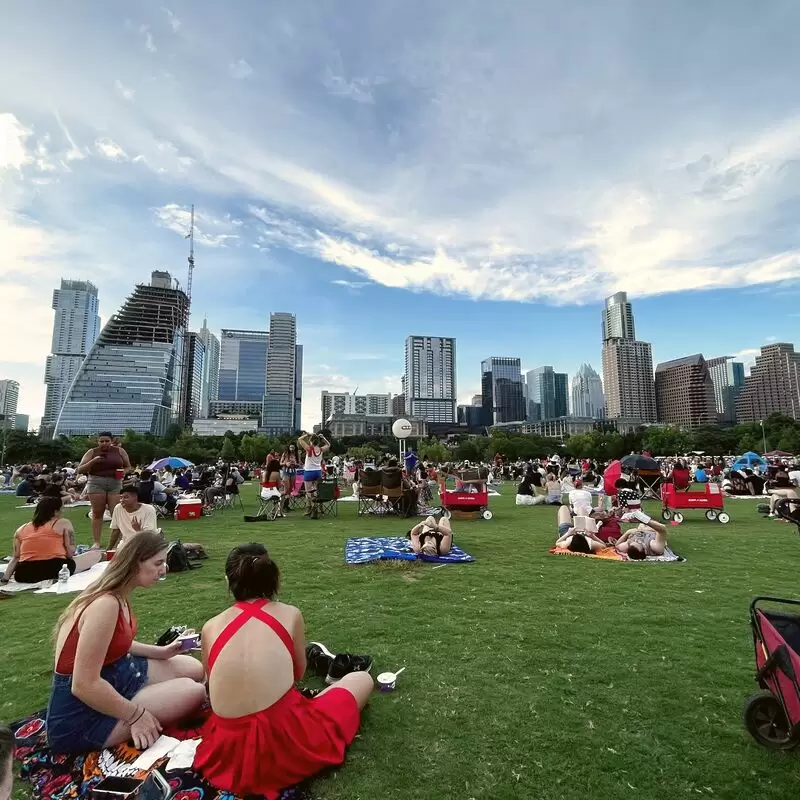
[297,432,330,517]
[76,433,131,549]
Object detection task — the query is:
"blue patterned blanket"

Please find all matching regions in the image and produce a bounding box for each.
[345,536,475,565]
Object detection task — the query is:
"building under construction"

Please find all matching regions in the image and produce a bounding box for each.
[54,271,190,437]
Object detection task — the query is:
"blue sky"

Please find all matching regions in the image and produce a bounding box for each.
[1,0,799,430]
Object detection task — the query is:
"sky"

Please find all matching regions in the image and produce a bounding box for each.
[1,0,799,432]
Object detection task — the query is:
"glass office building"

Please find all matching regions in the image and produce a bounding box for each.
[54,271,189,437]
[481,357,525,424]
[218,330,270,402]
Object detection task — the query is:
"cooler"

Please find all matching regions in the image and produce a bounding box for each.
[176,498,202,520]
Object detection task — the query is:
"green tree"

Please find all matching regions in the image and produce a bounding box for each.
[417,439,450,463]
[641,427,692,456]
[220,436,237,461]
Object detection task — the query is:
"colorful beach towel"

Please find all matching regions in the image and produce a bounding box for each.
[549,545,684,563]
[10,710,310,800]
[345,536,475,564]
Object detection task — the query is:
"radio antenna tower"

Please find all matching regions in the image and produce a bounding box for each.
[185,204,195,304]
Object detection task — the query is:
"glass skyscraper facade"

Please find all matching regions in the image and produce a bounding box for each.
[526,366,569,421]
[218,330,270,402]
[54,272,189,437]
[180,332,206,426]
[263,312,299,435]
[198,317,220,418]
[481,357,525,424]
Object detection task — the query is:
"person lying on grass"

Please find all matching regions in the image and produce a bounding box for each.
[553,504,607,553]
[47,531,206,754]
[409,514,453,556]
[194,543,374,799]
[613,507,669,559]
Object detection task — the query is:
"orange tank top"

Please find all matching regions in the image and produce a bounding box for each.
[18,521,67,562]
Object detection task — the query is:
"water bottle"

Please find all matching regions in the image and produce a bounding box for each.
[57,564,70,592]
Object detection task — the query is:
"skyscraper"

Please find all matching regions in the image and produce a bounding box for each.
[294,344,303,434]
[571,364,605,418]
[706,356,745,424]
[320,391,392,422]
[481,357,525,425]
[0,380,20,430]
[42,280,101,436]
[263,312,299,435]
[198,317,220,418]
[601,293,656,423]
[525,366,568,421]
[404,336,457,423]
[218,329,270,402]
[735,343,800,423]
[654,354,717,429]
[179,332,206,426]
[54,271,188,437]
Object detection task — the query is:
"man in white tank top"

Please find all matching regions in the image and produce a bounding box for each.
[298,433,331,517]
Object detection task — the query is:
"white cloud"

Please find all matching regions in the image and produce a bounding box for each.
[144,31,156,52]
[228,59,253,80]
[94,138,129,161]
[162,7,181,32]
[114,79,136,101]
[153,203,240,247]
[321,69,378,104]
[0,113,33,170]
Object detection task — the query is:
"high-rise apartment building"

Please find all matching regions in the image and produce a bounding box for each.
[525,366,569,421]
[392,394,406,416]
[263,312,299,435]
[404,336,457,423]
[294,344,303,434]
[471,394,482,407]
[601,293,656,423]
[654,354,717,429]
[735,343,800,423]
[179,332,206,426]
[54,271,188,437]
[42,280,101,436]
[198,317,220,418]
[218,329,270,402]
[0,380,20,430]
[321,392,392,423]
[706,356,745,424]
[481,357,525,425]
[571,364,605,418]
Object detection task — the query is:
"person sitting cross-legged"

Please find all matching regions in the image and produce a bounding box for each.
[108,485,158,551]
[194,543,374,799]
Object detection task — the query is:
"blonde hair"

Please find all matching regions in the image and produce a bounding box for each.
[53,531,167,638]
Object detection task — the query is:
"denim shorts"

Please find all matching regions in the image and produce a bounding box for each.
[86,475,122,494]
[280,467,296,479]
[47,654,149,753]
[303,470,322,482]
[558,522,572,536]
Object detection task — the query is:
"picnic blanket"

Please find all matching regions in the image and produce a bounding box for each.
[0,561,109,595]
[345,536,475,564]
[10,710,310,800]
[16,500,92,509]
[549,545,685,563]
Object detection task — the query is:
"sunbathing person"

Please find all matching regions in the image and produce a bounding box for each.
[409,515,453,556]
[614,507,669,559]
[47,531,206,753]
[553,505,606,553]
[1,497,101,585]
[194,543,374,799]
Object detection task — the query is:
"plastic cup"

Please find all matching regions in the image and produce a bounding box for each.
[377,671,399,692]
[105,550,116,561]
[178,633,200,650]
[115,469,124,480]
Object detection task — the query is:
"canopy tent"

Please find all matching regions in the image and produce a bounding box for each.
[148,456,194,471]
[730,451,767,472]
[764,450,794,460]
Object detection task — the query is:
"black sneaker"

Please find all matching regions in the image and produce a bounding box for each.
[306,641,335,677]
[325,653,374,685]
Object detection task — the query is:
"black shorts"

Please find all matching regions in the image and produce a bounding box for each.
[15,558,76,584]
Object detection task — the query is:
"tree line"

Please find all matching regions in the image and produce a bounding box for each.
[2,414,798,468]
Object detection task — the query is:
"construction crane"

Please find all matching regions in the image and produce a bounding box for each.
[185,204,196,305]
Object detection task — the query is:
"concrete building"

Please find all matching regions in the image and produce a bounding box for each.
[404,336,457,423]
[198,317,220,418]
[263,312,299,435]
[471,394,482,406]
[42,280,101,436]
[392,394,406,416]
[654,354,717,429]
[0,380,20,431]
[192,417,259,436]
[525,366,569,421]
[179,332,206,427]
[571,363,605,418]
[14,413,29,431]
[481,357,525,425]
[54,272,188,437]
[601,293,656,423]
[325,414,427,439]
[735,343,800,423]
[321,392,392,423]
[706,356,745,424]
[492,416,644,438]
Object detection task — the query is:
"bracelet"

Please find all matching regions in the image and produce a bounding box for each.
[129,707,146,726]
[126,704,143,725]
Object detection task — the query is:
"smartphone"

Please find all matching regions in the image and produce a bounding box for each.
[90,776,144,800]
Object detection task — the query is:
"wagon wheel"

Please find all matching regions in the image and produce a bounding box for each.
[743,692,799,750]
[705,509,718,521]
[673,512,684,524]
[661,509,672,521]
[482,509,493,520]
[718,512,730,524]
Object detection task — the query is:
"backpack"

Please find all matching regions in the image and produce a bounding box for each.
[166,540,194,573]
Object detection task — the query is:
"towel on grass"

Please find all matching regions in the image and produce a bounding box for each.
[345,536,475,564]
[16,500,92,509]
[9,710,310,800]
[549,545,684,563]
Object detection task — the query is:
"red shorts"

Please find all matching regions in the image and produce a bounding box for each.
[194,687,360,798]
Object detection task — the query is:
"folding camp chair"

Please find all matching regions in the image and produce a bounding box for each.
[637,469,662,502]
[286,474,307,511]
[313,479,339,518]
[256,485,284,520]
[381,468,404,514]
[358,469,383,516]
[223,484,245,511]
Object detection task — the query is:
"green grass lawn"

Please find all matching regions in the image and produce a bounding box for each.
[1,488,799,799]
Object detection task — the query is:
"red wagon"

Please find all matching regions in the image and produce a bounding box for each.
[441,487,493,519]
[660,482,730,524]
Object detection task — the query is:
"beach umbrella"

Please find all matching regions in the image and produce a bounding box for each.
[620,454,660,471]
[602,460,622,495]
[148,456,194,471]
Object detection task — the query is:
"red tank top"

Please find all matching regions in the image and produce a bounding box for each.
[88,446,124,478]
[56,599,137,674]
[207,600,301,681]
